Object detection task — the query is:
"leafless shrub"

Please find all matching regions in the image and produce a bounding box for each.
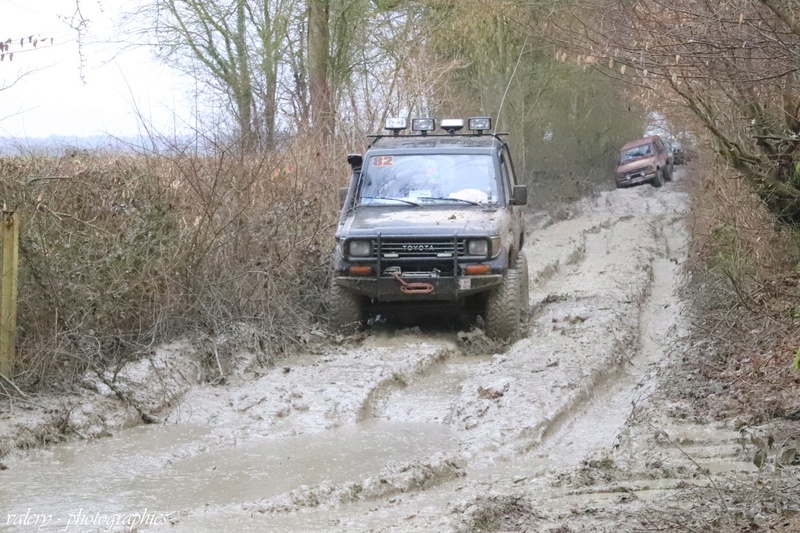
[680,154,800,422]
[0,136,350,391]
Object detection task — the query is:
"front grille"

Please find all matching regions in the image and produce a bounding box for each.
[345,236,480,277]
[625,166,651,180]
[380,237,465,258]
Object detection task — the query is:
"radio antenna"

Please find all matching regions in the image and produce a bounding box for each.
[495,35,529,135]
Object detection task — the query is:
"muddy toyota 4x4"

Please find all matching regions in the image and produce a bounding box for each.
[329,116,528,341]
[616,135,673,188]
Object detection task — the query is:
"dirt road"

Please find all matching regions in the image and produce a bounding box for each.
[3,169,797,532]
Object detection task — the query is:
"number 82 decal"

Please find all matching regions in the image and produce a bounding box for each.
[372,155,395,167]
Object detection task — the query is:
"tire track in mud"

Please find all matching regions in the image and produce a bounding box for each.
[355,340,458,423]
[439,187,713,532]
[230,186,699,532]
[313,187,698,533]
[532,199,689,464]
[123,184,685,531]
[350,187,688,466]
[445,207,660,462]
[153,194,671,530]
[521,195,766,522]
[163,335,458,439]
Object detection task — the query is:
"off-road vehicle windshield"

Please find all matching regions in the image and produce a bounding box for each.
[620,144,653,163]
[359,153,499,206]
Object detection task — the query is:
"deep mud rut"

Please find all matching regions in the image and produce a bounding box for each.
[2,168,798,533]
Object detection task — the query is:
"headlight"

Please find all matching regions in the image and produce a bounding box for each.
[467,239,489,256]
[348,240,372,257]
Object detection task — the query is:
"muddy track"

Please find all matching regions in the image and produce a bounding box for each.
[6,169,778,533]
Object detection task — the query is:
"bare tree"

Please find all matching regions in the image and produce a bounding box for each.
[136,0,296,148]
[308,0,334,139]
[550,0,800,222]
[134,0,370,143]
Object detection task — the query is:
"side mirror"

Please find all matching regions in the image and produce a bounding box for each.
[339,187,348,208]
[511,184,527,206]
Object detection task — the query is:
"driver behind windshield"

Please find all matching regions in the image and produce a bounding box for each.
[360,155,494,204]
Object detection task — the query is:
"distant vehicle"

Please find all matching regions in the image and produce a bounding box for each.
[615,135,673,188]
[330,116,528,341]
[670,141,696,165]
[670,142,686,165]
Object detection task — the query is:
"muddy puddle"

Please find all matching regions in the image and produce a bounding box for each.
[1,421,456,532]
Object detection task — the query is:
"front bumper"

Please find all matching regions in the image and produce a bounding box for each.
[334,274,503,302]
[616,170,656,186]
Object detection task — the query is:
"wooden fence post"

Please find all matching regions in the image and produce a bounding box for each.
[0,210,19,377]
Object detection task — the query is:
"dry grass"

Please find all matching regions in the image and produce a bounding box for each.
[0,137,351,391]
[681,153,800,424]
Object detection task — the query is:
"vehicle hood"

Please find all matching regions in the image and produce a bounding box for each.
[617,156,657,174]
[338,205,505,237]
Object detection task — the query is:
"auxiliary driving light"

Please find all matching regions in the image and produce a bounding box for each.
[440,118,464,134]
[384,117,408,134]
[468,117,492,132]
[412,118,435,133]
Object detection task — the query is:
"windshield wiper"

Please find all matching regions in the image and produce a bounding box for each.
[415,196,483,206]
[361,196,421,206]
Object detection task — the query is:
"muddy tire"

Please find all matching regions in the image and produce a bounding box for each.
[663,164,673,182]
[328,281,364,335]
[650,169,664,188]
[484,252,525,342]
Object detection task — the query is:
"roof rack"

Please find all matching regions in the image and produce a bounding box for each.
[366,131,509,148]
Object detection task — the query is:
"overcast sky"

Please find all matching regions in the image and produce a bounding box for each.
[1,0,193,139]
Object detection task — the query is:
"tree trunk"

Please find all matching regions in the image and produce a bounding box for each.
[308,0,334,140]
[235,0,255,149]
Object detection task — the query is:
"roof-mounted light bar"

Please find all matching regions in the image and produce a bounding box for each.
[380,116,494,137]
[468,116,492,133]
[412,118,435,135]
[440,118,464,134]
[384,117,408,135]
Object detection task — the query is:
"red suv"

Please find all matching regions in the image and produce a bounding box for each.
[616,135,673,188]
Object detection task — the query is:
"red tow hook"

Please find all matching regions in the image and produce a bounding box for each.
[393,272,435,294]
